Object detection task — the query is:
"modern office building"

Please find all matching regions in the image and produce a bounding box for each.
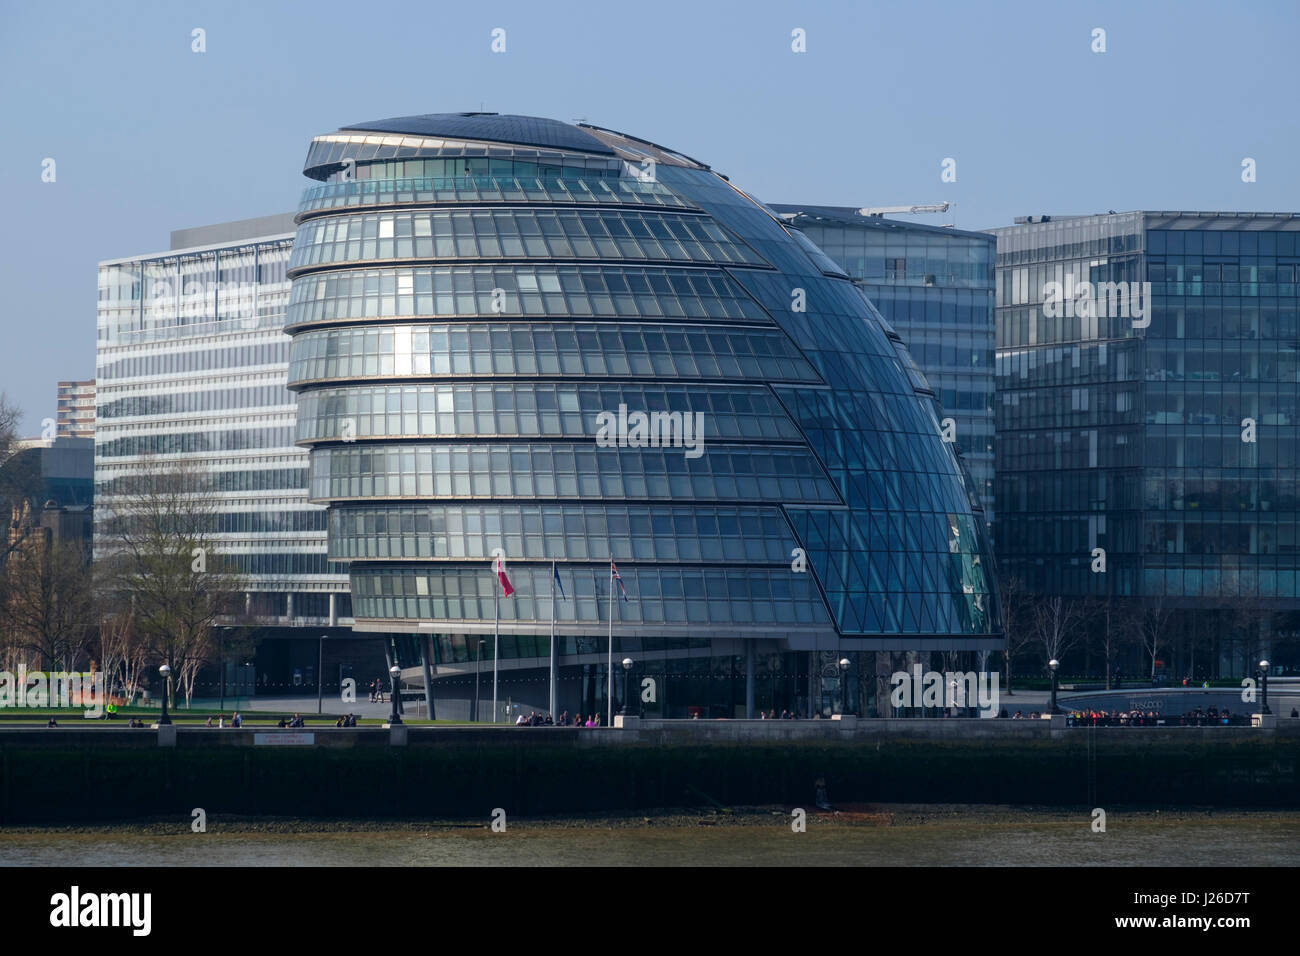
[56,380,96,439]
[771,206,996,523]
[1,435,93,550]
[990,211,1300,677]
[95,215,364,694]
[287,113,1002,719]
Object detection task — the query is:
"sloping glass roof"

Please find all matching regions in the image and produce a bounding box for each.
[341,113,616,155]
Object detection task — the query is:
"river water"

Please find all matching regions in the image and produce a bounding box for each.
[3,811,1298,866]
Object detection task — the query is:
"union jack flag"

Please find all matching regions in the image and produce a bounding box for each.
[610,559,629,602]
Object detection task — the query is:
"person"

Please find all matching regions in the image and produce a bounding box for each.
[584,716,594,727]
[205,716,214,728]
[46,717,58,727]
[218,714,225,728]
[346,713,356,727]
[1292,707,1298,718]
[232,712,242,728]
[593,713,601,727]
[515,713,527,726]
[335,716,345,727]
[276,716,288,728]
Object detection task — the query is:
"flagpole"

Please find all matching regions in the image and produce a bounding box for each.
[607,562,614,727]
[493,574,499,724]
[549,560,557,719]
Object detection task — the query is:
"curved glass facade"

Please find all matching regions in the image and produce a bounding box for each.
[288,113,1000,719]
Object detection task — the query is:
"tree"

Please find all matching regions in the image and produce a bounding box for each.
[0,393,42,568]
[98,607,148,704]
[98,458,245,708]
[1130,597,1175,683]
[997,574,1036,695]
[1032,595,1087,672]
[1,531,96,671]
[1086,594,1133,689]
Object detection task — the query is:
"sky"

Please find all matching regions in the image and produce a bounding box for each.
[1,0,1297,434]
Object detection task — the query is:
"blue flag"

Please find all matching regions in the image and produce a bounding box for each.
[553,563,566,601]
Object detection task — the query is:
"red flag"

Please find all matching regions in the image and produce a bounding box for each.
[495,555,514,597]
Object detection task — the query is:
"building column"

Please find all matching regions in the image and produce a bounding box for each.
[744,641,755,718]
[285,592,293,621]
[328,592,337,627]
[420,634,437,721]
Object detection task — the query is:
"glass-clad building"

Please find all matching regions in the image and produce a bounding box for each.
[991,212,1300,676]
[770,207,996,524]
[96,216,359,694]
[288,114,1001,719]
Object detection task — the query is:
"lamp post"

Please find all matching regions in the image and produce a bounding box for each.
[838,657,850,715]
[157,664,172,726]
[475,639,485,722]
[388,664,403,726]
[1260,659,1271,715]
[1048,659,1060,714]
[620,658,633,716]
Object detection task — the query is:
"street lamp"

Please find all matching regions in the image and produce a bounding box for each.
[620,657,633,716]
[1048,659,1060,714]
[838,658,850,715]
[388,664,403,726]
[475,639,485,723]
[1260,659,1271,715]
[157,664,172,726]
[317,635,327,716]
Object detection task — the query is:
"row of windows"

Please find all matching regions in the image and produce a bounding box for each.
[97,426,295,458]
[227,552,332,576]
[285,264,768,327]
[1146,349,1300,384]
[1144,473,1300,512]
[97,338,290,382]
[1150,260,1300,284]
[350,565,831,628]
[99,382,295,419]
[1145,522,1300,555]
[299,174,689,215]
[286,322,818,385]
[308,443,838,504]
[328,503,795,563]
[289,209,766,271]
[1147,229,1300,257]
[1146,389,1299,425]
[95,467,309,496]
[320,156,622,183]
[295,382,800,444]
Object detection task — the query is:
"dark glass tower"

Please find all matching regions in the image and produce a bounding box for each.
[287,113,1001,718]
[991,211,1300,678]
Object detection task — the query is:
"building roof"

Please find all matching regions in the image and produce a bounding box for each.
[341,113,616,156]
[768,204,991,241]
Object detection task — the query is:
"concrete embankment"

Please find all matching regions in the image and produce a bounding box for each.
[1,718,1297,823]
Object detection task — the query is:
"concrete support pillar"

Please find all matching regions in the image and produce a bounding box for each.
[744,641,755,718]
[328,592,337,627]
[420,634,437,722]
[285,592,293,621]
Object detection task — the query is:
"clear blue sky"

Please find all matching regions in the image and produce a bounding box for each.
[2,0,1296,434]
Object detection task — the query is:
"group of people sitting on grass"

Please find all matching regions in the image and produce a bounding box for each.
[332,714,359,727]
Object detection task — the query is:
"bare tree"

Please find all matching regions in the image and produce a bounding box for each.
[998,573,1037,695]
[1,532,96,671]
[1130,597,1175,682]
[1086,594,1133,689]
[1032,595,1087,671]
[98,458,245,708]
[98,607,148,704]
[0,393,42,568]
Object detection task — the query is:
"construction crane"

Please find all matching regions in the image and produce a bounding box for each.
[856,202,951,217]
